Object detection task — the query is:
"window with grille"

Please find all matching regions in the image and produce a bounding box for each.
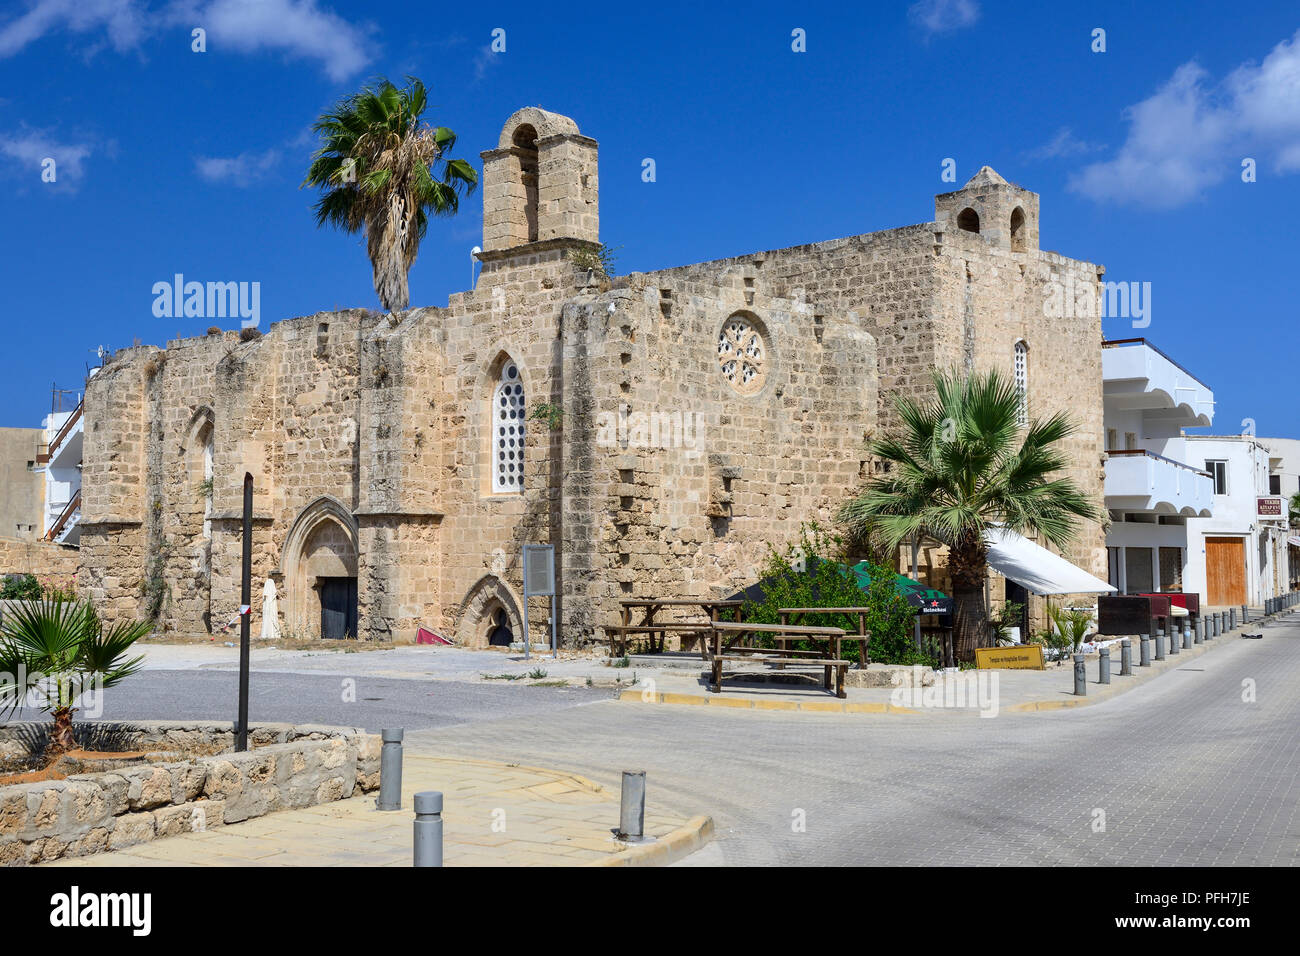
[1125,547,1153,593]
[492,362,525,493]
[1159,547,1183,591]
[1013,341,1028,426]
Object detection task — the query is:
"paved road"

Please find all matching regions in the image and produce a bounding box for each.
[84,618,1300,865]
[88,669,613,732]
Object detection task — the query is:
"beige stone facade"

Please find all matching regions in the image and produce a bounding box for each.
[76,108,1107,646]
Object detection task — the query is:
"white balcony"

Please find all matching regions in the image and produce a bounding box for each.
[1105,451,1214,517]
[1103,339,1214,429]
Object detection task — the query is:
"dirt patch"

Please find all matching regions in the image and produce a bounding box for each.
[0,748,158,786]
[138,633,393,652]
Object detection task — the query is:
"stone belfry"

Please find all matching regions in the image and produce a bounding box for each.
[479,107,599,254]
[934,165,1040,253]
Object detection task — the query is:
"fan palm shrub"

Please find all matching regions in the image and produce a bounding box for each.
[303,76,478,312]
[0,598,151,755]
[839,369,1099,662]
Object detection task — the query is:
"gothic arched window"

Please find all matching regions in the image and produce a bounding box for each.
[1013,341,1029,426]
[492,361,526,493]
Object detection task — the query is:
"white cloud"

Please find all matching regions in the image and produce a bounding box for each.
[1071,29,1300,208]
[185,0,372,81]
[908,0,980,36]
[194,147,281,184]
[0,0,150,59]
[0,126,93,191]
[1025,127,1104,161]
[0,0,372,80]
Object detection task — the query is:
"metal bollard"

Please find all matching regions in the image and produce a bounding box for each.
[1230,609,1236,630]
[1194,619,1203,644]
[413,790,443,867]
[1073,653,1087,696]
[1211,614,1218,637]
[1169,624,1180,655]
[1155,628,1166,661]
[378,727,404,811]
[1182,623,1192,650]
[1099,647,1111,684]
[1139,635,1151,667]
[1241,604,1249,624]
[1120,638,1132,676]
[618,770,646,840]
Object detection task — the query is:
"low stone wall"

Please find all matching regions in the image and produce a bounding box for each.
[0,721,380,866]
[0,536,80,581]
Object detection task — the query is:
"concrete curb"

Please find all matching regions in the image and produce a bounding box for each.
[619,689,918,714]
[586,814,715,867]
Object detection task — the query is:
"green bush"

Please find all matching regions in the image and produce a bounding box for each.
[741,524,936,666]
[0,574,42,601]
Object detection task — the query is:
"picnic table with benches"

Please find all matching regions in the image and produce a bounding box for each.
[778,607,872,668]
[605,598,744,656]
[707,621,851,698]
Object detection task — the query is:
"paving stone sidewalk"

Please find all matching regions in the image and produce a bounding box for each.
[41,755,706,867]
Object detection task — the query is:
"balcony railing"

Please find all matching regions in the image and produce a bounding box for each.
[44,489,80,542]
[1102,338,1212,393]
[1106,448,1212,478]
[45,401,83,460]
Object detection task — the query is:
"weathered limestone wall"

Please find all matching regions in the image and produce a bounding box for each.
[556,266,878,644]
[0,428,43,539]
[0,537,80,582]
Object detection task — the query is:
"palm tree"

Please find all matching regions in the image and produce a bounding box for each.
[303,76,477,312]
[0,598,151,755]
[839,369,1099,661]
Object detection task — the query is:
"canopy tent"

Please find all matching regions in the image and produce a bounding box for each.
[849,563,952,614]
[982,527,1116,596]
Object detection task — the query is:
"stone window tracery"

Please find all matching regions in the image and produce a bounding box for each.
[717,315,767,395]
[1014,340,1029,426]
[493,361,525,493]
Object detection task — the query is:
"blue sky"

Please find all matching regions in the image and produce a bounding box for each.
[2,0,1298,437]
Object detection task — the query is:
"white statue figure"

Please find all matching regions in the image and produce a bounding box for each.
[260,578,281,641]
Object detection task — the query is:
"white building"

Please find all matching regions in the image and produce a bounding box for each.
[37,400,84,546]
[1184,435,1288,607]
[1102,338,1215,599]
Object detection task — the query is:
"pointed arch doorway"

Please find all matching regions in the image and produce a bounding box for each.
[280,497,360,639]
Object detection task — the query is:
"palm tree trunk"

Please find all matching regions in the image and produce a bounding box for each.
[949,532,990,662]
[49,707,77,756]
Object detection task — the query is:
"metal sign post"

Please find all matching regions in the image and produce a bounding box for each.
[522,545,557,660]
[236,472,253,752]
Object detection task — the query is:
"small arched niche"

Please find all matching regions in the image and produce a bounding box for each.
[1010,207,1026,251]
[511,124,539,243]
[957,207,980,233]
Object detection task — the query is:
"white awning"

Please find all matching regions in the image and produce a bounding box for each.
[983,528,1118,595]
[1289,536,1300,548]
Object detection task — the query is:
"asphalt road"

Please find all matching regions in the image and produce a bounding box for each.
[80,617,1300,866]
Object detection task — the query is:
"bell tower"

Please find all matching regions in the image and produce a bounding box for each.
[480,107,599,254]
[934,166,1039,252]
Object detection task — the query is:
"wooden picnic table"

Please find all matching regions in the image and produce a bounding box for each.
[707,621,850,697]
[779,607,873,668]
[606,598,744,656]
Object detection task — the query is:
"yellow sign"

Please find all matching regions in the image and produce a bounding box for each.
[974,645,1045,670]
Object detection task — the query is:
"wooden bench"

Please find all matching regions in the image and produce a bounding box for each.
[707,621,850,698]
[779,607,872,668]
[604,622,711,657]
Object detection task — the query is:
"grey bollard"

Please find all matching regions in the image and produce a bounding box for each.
[1182,623,1192,650]
[413,790,443,867]
[618,770,646,840]
[1169,624,1180,655]
[378,728,404,811]
[1139,635,1151,667]
[1120,638,1132,676]
[1155,628,1166,661]
[1099,647,1111,684]
[1073,653,1087,696]
[1241,604,1249,624]
[1230,609,1236,630]
[1194,619,1203,644]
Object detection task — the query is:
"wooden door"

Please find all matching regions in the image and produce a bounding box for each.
[1205,537,1247,606]
[320,577,358,639]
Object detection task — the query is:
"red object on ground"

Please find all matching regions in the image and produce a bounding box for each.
[416,626,453,646]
